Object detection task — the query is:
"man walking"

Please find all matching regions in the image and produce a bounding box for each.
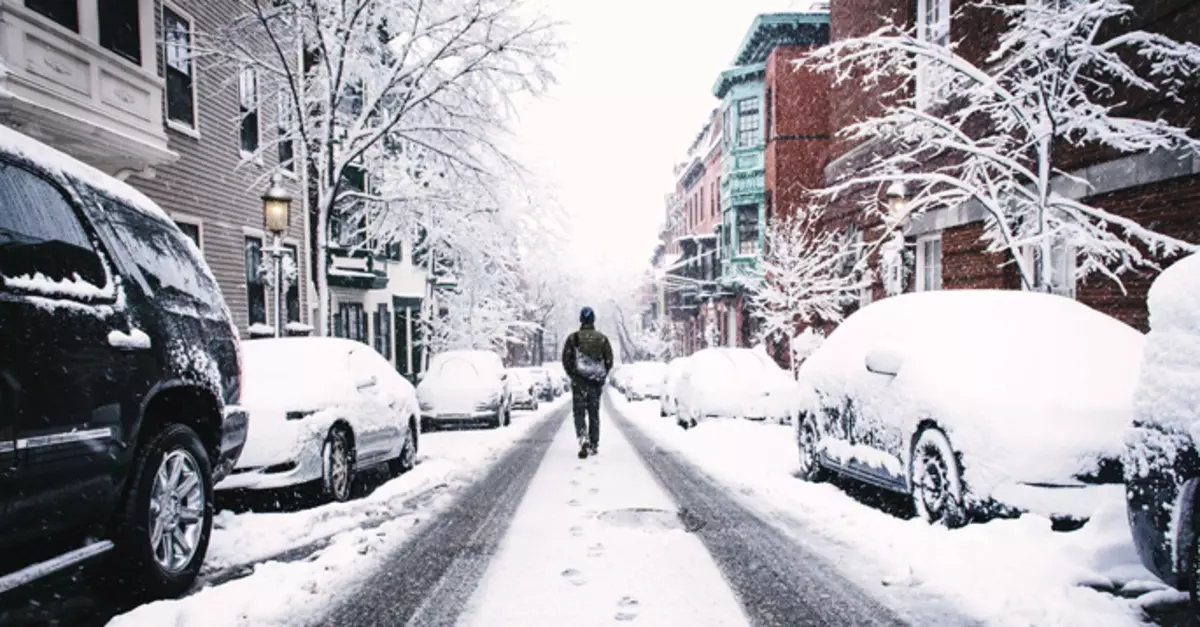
[562,306,613,459]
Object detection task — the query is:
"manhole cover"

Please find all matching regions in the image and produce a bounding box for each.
[597,508,702,532]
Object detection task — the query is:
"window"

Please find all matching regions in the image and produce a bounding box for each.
[244,237,266,325]
[736,205,758,255]
[283,244,300,322]
[331,164,367,248]
[175,220,200,249]
[277,93,295,171]
[99,0,140,64]
[916,234,943,291]
[163,7,196,129]
[336,302,367,343]
[736,97,760,148]
[1022,241,1076,298]
[0,161,106,291]
[374,304,391,360]
[916,0,952,108]
[25,0,77,31]
[239,68,260,153]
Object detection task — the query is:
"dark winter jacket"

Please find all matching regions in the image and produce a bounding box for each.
[562,324,614,387]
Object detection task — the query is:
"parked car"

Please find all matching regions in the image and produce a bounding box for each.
[530,367,558,400]
[0,126,247,599]
[1125,253,1200,603]
[416,350,512,429]
[795,290,1141,529]
[216,338,419,502]
[659,356,691,418]
[620,361,668,401]
[543,362,570,395]
[675,348,801,428]
[508,367,541,411]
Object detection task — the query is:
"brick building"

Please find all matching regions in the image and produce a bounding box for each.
[822,0,1200,332]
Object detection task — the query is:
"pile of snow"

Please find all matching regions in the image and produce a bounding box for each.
[676,347,799,422]
[108,398,568,627]
[796,290,1144,498]
[617,401,1166,626]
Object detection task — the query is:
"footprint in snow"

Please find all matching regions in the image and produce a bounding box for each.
[588,487,600,495]
[567,499,582,507]
[561,568,587,586]
[614,596,640,621]
[570,479,581,486]
[569,525,585,537]
[587,543,606,558]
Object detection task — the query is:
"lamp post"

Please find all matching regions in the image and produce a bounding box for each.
[885,181,908,222]
[262,173,293,339]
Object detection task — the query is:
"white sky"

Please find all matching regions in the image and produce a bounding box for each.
[508,0,802,279]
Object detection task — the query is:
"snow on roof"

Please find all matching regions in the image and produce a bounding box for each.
[0,125,170,222]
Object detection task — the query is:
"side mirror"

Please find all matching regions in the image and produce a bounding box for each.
[416,372,426,382]
[865,347,903,377]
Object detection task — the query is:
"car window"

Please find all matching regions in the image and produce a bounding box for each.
[438,358,480,379]
[97,195,224,312]
[0,161,108,293]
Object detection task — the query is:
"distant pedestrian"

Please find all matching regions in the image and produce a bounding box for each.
[562,306,613,459]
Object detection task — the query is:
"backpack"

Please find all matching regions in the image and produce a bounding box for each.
[573,333,608,384]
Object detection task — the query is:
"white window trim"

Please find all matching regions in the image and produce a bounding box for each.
[915,0,952,111]
[170,213,203,252]
[1020,241,1077,298]
[915,233,943,292]
[276,92,299,179]
[162,2,201,138]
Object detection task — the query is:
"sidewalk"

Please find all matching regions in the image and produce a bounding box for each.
[457,403,749,626]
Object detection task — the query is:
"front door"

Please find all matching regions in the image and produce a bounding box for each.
[0,160,139,544]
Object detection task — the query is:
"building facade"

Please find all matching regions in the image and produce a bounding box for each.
[0,0,309,337]
[823,0,1200,333]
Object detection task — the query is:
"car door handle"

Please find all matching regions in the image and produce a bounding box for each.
[108,328,152,351]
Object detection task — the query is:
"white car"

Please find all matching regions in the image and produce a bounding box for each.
[794,290,1143,528]
[659,356,691,418]
[217,338,419,502]
[417,350,512,429]
[675,348,801,428]
[620,361,668,401]
[544,362,570,394]
[508,367,542,410]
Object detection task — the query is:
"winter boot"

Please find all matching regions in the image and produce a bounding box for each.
[578,437,589,459]
[589,443,598,456]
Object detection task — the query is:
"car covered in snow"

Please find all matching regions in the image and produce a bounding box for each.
[1125,253,1200,601]
[675,348,801,428]
[543,362,570,394]
[508,367,542,410]
[216,338,419,502]
[794,290,1142,528]
[0,126,247,599]
[617,361,668,401]
[659,356,691,418]
[417,350,512,429]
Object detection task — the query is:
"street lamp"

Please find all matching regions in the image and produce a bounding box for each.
[262,173,293,338]
[885,181,908,220]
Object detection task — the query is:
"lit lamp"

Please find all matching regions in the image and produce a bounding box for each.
[885,181,908,218]
[262,174,294,338]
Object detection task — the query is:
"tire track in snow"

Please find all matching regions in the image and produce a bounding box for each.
[321,404,569,627]
[609,399,916,627]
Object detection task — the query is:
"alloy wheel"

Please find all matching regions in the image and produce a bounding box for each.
[324,432,352,501]
[148,449,205,574]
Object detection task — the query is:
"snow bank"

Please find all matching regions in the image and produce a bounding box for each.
[618,400,1162,626]
[108,399,568,627]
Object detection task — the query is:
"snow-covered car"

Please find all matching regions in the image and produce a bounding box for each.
[659,356,691,417]
[417,350,512,429]
[217,338,419,502]
[675,348,801,428]
[1125,253,1200,599]
[794,290,1142,528]
[508,367,541,410]
[530,367,558,400]
[544,362,570,394]
[619,361,668,401]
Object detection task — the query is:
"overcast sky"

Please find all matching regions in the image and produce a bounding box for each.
[508,0,802,279]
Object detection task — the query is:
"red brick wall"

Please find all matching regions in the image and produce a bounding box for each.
[940,222,1014,290]
[765,45,831,223]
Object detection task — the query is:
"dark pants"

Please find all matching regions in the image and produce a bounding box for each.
[572,383,602,447]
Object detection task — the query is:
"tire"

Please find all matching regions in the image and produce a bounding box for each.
[910,427,968,528]
[504,403,513,426]
[796,417,831,482]
[100,423,213,601]
[388,420,417,476]
[488,411,503,429]
[322,427,355,503]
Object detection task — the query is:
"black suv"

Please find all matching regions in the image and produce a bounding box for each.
[0,127,247,601]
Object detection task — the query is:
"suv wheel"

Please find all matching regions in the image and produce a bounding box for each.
[389,422,417,476]
[102,424,213,600]
[796,417,830,482]
[910,427,968,528]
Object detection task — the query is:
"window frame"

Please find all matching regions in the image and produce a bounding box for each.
[915,233,943,292]
[24,0,80,33]
[244,235,267,326]
[162,2,200,136]
[1021,241,1076,298]
[98,0,142,66]
[170,213,203,252]
[277,91,296,174]
[735,97,761,149]
[915,0,952,110]
[238,66,261,157]
[283,243,301,323]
